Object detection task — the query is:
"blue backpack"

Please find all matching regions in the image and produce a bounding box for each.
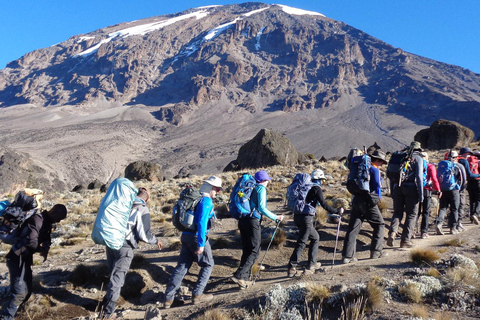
[0,200,11,216]
[286,173,316,215]
[347,153,371,195]
[229,174,257,219]
[437,160,458,191]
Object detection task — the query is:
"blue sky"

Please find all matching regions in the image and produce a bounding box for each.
[1,1,479,73]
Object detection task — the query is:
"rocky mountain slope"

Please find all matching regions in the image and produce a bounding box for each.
[1,2,480,191]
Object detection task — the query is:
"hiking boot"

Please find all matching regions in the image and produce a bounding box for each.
[457,223,466,232]
[421,233,429,239]
[450,228,459,235]
[230,276,251,290]
[386,232,396,247]
[342,257,358,264]
[435,224,444,235]
[370,251,388,259]
[192,294,213,305]
[287,267,297,278]
[472,216,479,225]
[303,263,321,275]
[164,300,173,309]
[400,241,414,248]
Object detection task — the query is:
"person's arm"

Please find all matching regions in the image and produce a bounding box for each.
[461,158,480,179]
[312,186,339,214]
[254,185,277,221]
[135,206,160,246]
[195,197,213,251]
[428,164,441,192]
[458,164,467,191]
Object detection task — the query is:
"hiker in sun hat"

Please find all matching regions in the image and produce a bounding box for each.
[287,168,344,276]
[457,147,480,225]
[387,141,425,249]
[164,176,222,308]
[231,170,284,290]
[342,149,387,264]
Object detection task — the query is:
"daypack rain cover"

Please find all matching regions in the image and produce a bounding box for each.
[91,178,138,250]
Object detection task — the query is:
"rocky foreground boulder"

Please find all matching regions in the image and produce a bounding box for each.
[414,119,475,150]
[224,128,300,171]
[125,161,163,182]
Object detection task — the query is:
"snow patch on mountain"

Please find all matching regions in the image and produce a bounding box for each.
[278,4,325,17]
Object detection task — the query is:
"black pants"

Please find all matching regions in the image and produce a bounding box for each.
[390,184,419,242]
[342,193,384,259]
[459,190,467,220]
[234,217,261,281]
[1,250,33,320]
[288,214,319,269]
[417,189,432,234]
[467,179,480,219]
[436,189,460,228]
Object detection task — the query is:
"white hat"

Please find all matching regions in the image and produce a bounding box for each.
[311,169,326,180]
[203,176,222,188]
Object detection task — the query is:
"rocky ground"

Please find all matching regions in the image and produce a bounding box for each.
[1,160,480,320]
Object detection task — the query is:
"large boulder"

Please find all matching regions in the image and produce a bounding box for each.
[225,129,299,171]
[125,161,163,182]
[414,119,475,150]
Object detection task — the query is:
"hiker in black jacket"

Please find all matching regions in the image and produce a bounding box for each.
[0,204,67,320]
[287,169,343,277]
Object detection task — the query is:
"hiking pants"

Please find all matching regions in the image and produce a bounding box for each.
[342,193,384,259]
[234,217,261,281]
[458,190,467,221]
[389,184,419,243]
[467,179,480,219]
[101,245,134,317]
[164,232,213,301]
[288,214,319,269]
[417,189,432,235]
[0,250,33,320]
[436,189,460,229]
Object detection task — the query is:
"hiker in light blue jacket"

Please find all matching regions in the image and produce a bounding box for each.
[164,176,222,308]
[231,170,284,290]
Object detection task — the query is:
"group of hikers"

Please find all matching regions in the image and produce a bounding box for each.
[1,141,479,319]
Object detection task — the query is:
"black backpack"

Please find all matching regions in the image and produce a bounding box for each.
[172,186,202,232]
[386,150,408,186]
[0,191,39,244]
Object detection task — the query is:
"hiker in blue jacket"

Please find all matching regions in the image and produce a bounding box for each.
[99,187,161,319]
[164,176,222,308]
[1,204,67,320]
[342,150,387,263]
[231,170,284,290]
[287,169,344,276]
[387,141,425,248]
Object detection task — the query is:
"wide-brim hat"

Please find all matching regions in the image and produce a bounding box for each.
[370,150,388,164]
[311,169,326,180]
[254,170,272,182]
[410,141,423,151]
[203,176,222,188]
[459,147,473,155]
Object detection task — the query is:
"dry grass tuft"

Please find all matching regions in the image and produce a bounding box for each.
[211,236,232,250]
[161,222,178,237]
[411,304,429,319]
[194,309,231,320]
[437,247,449,254]
[445,266,480,292]
[305,283,330,304]
[444,238,466,247]
[340,296,367,320]
[398,283,422,303]
[60,237,86,246]
[315,207,328,227]
[377,198,389,215]
[366,280,384,311]
[426,268,441,278]
[168,239,182,252]
[268,227,287,248]
[410,248,440,265]
[433,311,452,320]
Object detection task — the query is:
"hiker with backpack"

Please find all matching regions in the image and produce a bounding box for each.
[342,150,388,264]
[387,141,425,248]
[231,170,284,290]
[435,150,466,235]
[415,152,441,239]
[99,187,162,319]
[164,176,222,308]
[287,169,344,276]
[457,147,480,225]
[0,202,67,320]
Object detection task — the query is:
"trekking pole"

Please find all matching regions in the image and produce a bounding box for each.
[252,220,281,285]
[332,216,342,267]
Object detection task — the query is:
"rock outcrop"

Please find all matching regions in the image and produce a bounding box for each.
[414,119,475,150]
[125,161,163,182]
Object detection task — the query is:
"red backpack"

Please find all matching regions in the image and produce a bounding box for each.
[467,156,480,179]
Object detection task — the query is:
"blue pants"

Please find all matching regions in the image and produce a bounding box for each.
[164,232,213,301]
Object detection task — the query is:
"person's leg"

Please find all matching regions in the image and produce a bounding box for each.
[305,216,320,269]
[389,185,405,239]
[1,252,30,320]
[102,246,134,317]
[365,201,385,257]
[235,218,261,281]
[165,233,195,302]
[288,214,310,268]
[192,239,214,296]
[449,190,460,230]
[342,196,364,259]
[420,189,432,235]
[400,185,420,244]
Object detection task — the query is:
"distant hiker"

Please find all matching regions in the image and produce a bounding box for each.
[231,170,284,290]
[435,150,466,235]
[387,141,425,248]
[99,187,162,319]
[287,169,344,276]
[164,176,222,308]
[0,204,67,320]
[457,147,480,225]
[342,150,387,264]
[416,152,441,239]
